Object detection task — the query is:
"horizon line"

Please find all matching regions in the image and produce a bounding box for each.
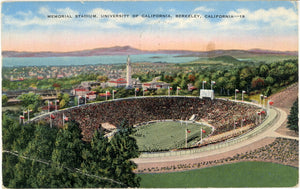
[2,45,299,53]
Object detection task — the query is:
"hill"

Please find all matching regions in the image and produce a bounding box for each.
[209,55,241,63]
[2,46,298,57]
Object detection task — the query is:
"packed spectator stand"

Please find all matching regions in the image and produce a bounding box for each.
[32,96,265,143]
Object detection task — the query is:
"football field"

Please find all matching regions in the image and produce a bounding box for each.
[132,121,212,152]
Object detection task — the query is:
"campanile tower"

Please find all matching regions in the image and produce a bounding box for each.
[126,55,132,88]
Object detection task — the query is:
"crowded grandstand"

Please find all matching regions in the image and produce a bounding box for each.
[31,96,266,149]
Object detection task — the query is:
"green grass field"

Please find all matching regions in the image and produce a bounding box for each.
[139,161,299,188]
[132,121,212,151]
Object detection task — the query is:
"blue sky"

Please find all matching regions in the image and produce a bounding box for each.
[1,1,298,52]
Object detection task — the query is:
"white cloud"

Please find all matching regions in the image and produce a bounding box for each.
[57,7,79,15]
[194,6,215,12]
[88,7,114,15]
[247,7,298,27]
[216,7,298,32]
[38,7,51,16]
[2,5,298,35]
[87,8,146,26]
[16,11,33,17]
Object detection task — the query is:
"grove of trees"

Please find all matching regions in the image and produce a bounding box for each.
[2,112,140,188]
[159,59,298,97]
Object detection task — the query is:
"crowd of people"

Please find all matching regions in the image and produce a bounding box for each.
[136,137,299,173]
[36,96,264,142]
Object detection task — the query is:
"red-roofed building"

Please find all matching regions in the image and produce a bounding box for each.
[72,87,89,96]
[57,74,64,78]
[86,91,97,100]
[107,78,127,87]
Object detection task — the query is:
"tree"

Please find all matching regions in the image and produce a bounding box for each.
[59,99,67,109]
[251,77,265,89]
[108,120,141,187]
[50,121,85,187]
[97,75,109,83]
[259,64,269,77]
[188,74,196,82]
[287,99,298,133]
[2,94,8,106]
[156,88,167,95]
[17,93,42,113]
[265,76,275,86]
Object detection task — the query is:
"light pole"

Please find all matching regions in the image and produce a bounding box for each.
[211,81,216,90]
[235,89,239,101]
[177,87,180,96]
[242,90,246,101]
[202,81,206,89]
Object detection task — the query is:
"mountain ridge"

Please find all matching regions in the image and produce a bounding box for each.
[2,46,298,57]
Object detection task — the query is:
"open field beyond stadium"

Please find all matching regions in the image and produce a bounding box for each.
[139,161,299,188]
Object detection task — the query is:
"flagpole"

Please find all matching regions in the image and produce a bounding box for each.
[242,91,244,101]
[234,118,236,130]
[260,94,263,107]
[201,128,203,144]
[260,112,262,123]
[235,89,238,101]
[185,129,187,148]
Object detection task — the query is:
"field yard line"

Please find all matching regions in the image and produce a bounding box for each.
[133,107,289,164]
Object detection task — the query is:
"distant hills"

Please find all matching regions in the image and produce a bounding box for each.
[2,46,298,57]
[208,55,241,63]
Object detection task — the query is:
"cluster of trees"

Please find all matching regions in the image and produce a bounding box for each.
[2,73,101,91]
[287,99,298,133]
[160,59,298,97]
[2,113,140,188]
[17,93,42,114]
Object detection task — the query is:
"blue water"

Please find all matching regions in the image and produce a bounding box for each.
[2,54,198,67]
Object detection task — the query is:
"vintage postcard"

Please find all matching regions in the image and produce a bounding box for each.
[1,1,299,188]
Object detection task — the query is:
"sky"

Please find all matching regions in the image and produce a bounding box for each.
[1,1,298,52]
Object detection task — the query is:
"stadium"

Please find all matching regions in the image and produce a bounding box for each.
[31,96,266,150]
[28,92,298,187]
